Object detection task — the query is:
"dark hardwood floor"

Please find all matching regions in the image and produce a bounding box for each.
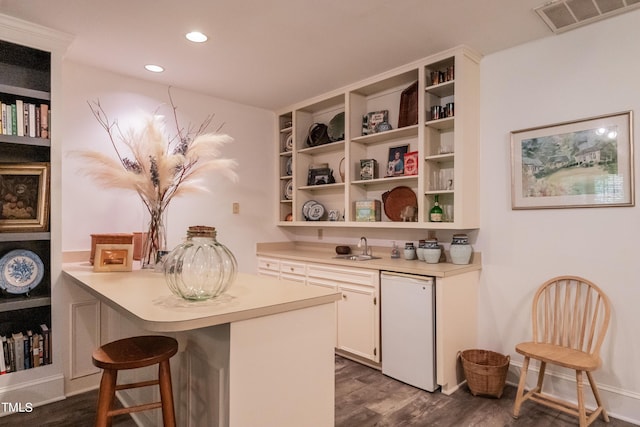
[1,356,636,426]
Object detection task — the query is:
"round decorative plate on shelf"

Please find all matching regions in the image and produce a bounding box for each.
[285,157,292,176]
[284,180,293,200]
[302,200,317,220]
[284,133,293,152]
[307,202,326,221]
[328,112,345,142]
[0,249,45,294]
[381,186,418,222]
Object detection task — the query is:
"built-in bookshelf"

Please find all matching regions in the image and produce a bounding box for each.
[0,39,53,375]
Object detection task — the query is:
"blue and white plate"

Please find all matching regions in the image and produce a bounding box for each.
[0,249,45,294]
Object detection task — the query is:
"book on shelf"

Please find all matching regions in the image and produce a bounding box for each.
[40,104,49,139]
[11,332,24,371]
[0,99,51,139]
[41,323,51,365]
[15,99,24,136]
[1,335,9,374]
[0,338,5,375]
[23,333,31,369]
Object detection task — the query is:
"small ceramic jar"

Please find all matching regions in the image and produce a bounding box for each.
[404,242,416,260]
[423,239,441,264]
[416,240,426,261]
[450,234,472,265]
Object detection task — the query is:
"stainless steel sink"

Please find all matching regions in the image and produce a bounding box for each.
[333,254,381,261]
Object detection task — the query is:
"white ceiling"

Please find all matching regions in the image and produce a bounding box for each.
[1,0,555,110]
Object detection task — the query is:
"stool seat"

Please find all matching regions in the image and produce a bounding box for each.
[92,335,178,427]
[92,335,178,370]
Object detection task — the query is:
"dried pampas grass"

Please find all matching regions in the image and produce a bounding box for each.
[76,92,238,215]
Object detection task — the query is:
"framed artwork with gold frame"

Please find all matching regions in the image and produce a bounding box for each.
[93,244,134,272]
[0,163,50,232]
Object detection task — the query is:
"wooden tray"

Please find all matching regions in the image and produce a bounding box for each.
[382,186,417,221]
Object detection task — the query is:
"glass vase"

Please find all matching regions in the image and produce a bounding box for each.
[141,207,167,269]
[164,226,237,301]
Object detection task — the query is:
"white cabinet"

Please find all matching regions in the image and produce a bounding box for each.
[257,256,281,278]
[279,260,306,284]
[257,256,306,283]
[257,256,380,364]
[275,45,480,230]
[306,263,380,364]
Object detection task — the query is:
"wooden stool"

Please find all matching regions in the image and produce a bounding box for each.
[92,335,178,427]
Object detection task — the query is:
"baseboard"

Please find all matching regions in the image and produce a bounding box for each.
[0,374,65,417]
[508,360,640,425]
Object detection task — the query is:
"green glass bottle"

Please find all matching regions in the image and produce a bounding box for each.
[430,195,443,222]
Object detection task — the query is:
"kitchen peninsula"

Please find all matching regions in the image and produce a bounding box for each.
[63,264,341,427]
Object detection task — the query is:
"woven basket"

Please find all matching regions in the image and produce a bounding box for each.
[459,349,510,398]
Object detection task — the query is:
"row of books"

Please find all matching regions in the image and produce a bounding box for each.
[0,99,50,139]
[0,324,51,374]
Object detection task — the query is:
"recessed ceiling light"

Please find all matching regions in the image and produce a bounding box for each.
[145,64,164,73]
[186,31,208,43]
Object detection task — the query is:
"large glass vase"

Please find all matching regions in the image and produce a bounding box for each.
[164,226,237,301]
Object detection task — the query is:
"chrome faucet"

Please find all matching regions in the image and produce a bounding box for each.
[358,236,369,256]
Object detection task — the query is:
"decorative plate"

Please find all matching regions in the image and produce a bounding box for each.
[0,249,45,294]
[285,157,292,176]
[307,202,325,221]
[284,133,293,152]
[328,112,345,142]
[381,186,418,221]
[302,200,318,220]
[284,179,293,200]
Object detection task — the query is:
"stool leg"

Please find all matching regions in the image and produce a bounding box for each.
[158,359,176,427]
[95,369,117,427]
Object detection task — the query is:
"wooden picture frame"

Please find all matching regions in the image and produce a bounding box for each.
[0,163,50,232]
[93,244,134,272]
[511,111,634,209]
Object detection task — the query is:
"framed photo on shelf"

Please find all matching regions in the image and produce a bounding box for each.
[93,244,134,272]
[362,110,389,136]
[404,151,419,176]
[0,163,50,232]
[510,111,634,209]
[386,145,409,177]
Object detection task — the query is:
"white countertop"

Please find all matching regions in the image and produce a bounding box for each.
[256,242,482,277]
[63,263,341,332]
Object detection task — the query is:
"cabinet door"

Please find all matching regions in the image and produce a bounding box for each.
[307,263,379,361]
[337,282,379,362]
[306,276,338,347]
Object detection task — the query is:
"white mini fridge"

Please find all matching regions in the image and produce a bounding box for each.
[381,271,437,392]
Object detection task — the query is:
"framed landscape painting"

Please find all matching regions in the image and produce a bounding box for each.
[511,111,634,209]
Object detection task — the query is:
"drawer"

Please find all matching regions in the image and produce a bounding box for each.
[307,263,378,287]
[258,257,280,273]
[280,260,306,276]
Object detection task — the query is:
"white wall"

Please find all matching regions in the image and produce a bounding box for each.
[60,62,288,273]
[478,10,640,422]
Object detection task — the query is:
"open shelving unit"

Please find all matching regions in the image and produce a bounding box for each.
[275,46,481,230]
[0,14,70,404]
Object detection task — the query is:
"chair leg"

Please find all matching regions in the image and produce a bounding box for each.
[95,369,117,427]
[158,360,177,427]
[587,371,610,422]
[536,361,546,391]
[576,370,587,427]
[513,356,530,418]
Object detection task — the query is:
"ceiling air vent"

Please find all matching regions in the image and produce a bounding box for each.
[535,0,640,33]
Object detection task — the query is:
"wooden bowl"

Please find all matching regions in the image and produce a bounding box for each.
[335,245,351,255]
